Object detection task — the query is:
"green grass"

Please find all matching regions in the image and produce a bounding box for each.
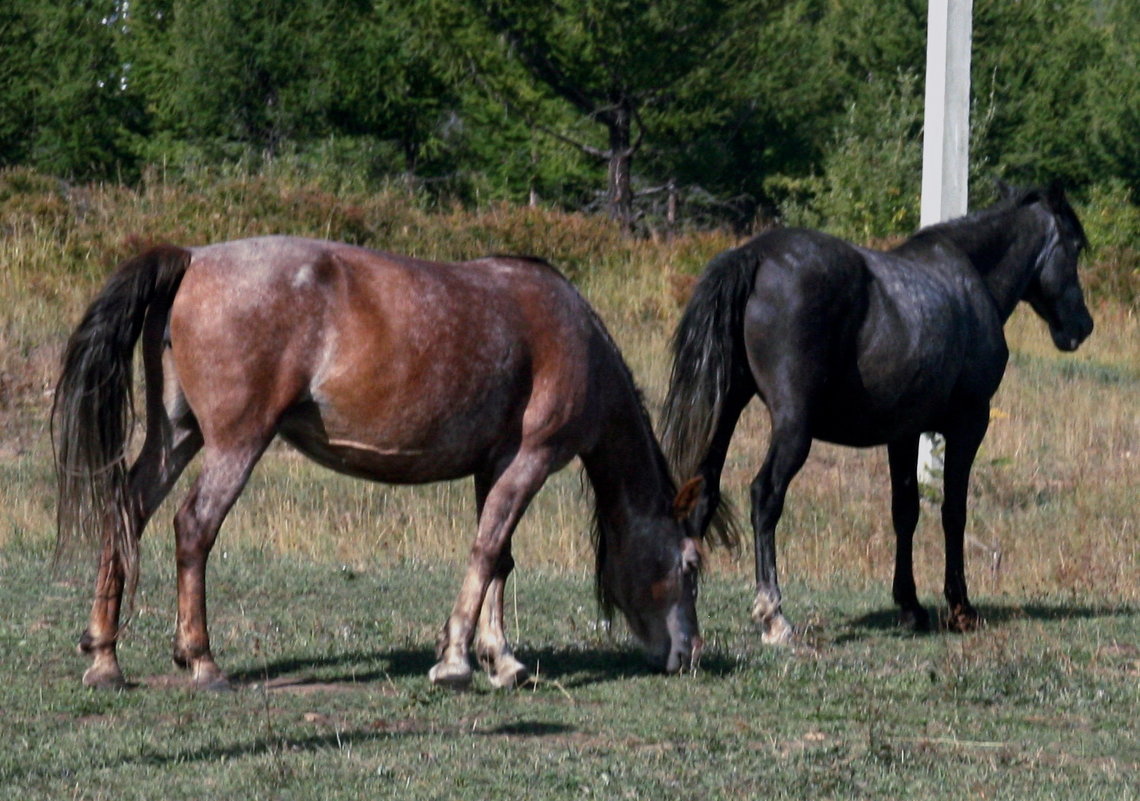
[3,543,1137,800]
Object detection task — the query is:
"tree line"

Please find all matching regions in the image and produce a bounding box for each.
[2,0,1137,236]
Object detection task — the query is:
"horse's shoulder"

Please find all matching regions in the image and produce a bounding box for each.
[862,245,1004,347]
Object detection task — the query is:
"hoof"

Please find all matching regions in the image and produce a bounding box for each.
[193,673,234,692]
[429,659,473,690]
[945,604,981,633]
[751,589,793,645]
[487,658,530,690]
[82,663,128,690]
[759,613,795,645]
[191,660,232,691]
[898,606,932,632]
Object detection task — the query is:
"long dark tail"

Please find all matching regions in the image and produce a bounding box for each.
[660,246,761,540]
[51,244,191,603]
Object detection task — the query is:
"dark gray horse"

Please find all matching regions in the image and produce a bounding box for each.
[661,183,1093,639]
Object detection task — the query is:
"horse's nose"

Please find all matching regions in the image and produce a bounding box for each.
[1067,315,1094,351]
[1080,315,1094,342]
[664,634,703,673]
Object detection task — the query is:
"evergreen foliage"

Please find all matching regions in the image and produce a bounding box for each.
[0,0,1136,246]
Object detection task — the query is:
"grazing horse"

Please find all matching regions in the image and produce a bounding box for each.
[53,236,705,690]
[660,184,1093,640]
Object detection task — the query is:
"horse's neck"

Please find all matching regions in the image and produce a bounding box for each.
[582,401,674,529]
[936,206,1049,322]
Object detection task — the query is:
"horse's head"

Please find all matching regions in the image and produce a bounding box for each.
[1023,183,1094,351]
[597,478,705,673]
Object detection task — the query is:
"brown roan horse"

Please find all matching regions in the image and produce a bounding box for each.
[53,236,704,690]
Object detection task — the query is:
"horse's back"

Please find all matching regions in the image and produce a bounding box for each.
[738,228,1008,442]
[169,237,604,482]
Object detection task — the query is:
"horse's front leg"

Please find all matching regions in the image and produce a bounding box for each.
[473,548,529,689]
[749,418,811,644]
[941,410,989,632]
[887,436,931,631]
[431,455,547,689]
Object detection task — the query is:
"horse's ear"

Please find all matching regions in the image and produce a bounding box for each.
[1046,179,1067,207]
[994,178,1015,200]
[672,476,704,520]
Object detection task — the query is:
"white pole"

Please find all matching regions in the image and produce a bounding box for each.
[921,0,972,226]
[919,0,972,486]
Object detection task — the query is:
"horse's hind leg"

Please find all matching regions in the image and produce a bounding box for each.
[749,415,811,644]
[692,388,752,539]
[80,374,202,688]
[82,432,201,687]
[887,436,930,631]
[431,451,551,689]
[171,439,269,689]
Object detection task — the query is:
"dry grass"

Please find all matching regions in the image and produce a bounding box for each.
[1,169,1135,607]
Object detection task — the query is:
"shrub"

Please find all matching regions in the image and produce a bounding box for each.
[1078,180,1140,308]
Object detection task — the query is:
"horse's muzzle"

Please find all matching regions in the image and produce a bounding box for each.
[1052,314,1094,351]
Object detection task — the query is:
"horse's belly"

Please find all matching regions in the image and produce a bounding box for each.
[812,386,943,446]
[292,438,480,483]
[277,398,510,484]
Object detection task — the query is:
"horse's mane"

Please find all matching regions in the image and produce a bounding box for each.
[906,183,1087,253]
[580,294,682,621]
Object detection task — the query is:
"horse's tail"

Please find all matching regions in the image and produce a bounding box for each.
[51,244,191,604]
[660,245,760,541]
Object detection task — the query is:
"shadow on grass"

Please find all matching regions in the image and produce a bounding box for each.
[974,601,1137,624]
[523,644,740,687]
[223,640,741,691]
[78,718,582,775]
[226,647,436,687]
[837,601,1136,644]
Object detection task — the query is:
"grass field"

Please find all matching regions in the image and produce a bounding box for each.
[1,170,1137,799]
[3,543,1137,800]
